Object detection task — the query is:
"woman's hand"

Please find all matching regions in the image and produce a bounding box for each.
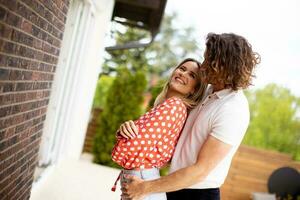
[118,120,139,139]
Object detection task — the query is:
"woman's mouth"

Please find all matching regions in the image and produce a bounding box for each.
[175,77,186,85]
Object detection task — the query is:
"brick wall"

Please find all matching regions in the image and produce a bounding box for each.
[82,108,102,153]
[0,0,70,199]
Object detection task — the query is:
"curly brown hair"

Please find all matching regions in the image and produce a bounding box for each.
[201,33,261,90]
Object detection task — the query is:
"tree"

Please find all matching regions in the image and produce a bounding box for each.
[243,84,300,160]
[102,13,201,77]
[92,75,114,109]
[147,13,202,76]
[92,68,147,167]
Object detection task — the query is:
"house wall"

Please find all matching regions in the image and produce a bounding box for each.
[0,0,70,199]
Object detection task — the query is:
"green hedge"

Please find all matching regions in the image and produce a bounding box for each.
[92,68,147,167]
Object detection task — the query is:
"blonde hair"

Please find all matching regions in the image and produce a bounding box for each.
[154,58,207,110]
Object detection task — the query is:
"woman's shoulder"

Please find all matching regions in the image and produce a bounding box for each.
[161,96,187,110]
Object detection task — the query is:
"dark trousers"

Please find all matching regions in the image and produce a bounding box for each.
[167,188,220,200]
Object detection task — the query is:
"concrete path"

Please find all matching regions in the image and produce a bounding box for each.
[30,153,122,200]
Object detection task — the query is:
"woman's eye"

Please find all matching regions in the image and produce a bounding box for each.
[179,66,185,71]
[189,73,196,79]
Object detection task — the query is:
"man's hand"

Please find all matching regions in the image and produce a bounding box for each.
[118,120,139,139]
[121,175,147,200]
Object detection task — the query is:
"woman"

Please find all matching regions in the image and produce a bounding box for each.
[111,58,207,200]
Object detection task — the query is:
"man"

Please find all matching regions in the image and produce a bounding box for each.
[119,33,260,200]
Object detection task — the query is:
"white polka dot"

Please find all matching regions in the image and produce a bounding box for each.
[137,146,141,150]
[139,153,144,157]
[171,110,174,114]
[130,157,134,160]
[155,112,160,115]
[148,141,151,145]
[149,128,154,132]
[163,110,168,114]
[163,129,167,133]
[123,148,127,151]
[163,145,168,149]
[154,122,159,126]
[127,142,131,146]
[137,135,142,139]
[164,138,169,142]
[166,116,170,120]
[157,134,162,138]
[158,116,163,120]
[145,134,149,138]
[144,147,148,151]
[142,128,146,132]
[158,141,162,145]
[156,128,161,132]
[146,123,151,127]
[130,147,135,151]
[141,140,145,144]
[149,154,154,158]
[151,117,156,121]
[151,134,156,138]
[168,123,172,127]
[161,122,166,126]
[134,141,138,145]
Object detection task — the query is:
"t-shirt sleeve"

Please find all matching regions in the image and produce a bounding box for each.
[210,102,250,146]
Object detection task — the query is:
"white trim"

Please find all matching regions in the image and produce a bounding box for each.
[37,0,114,167]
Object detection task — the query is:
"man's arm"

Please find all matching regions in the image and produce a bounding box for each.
[123,135,232,199]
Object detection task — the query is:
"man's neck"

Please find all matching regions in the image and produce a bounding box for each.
[212,84,225,93]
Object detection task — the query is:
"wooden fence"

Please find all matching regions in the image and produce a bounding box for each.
[221,145,300,199]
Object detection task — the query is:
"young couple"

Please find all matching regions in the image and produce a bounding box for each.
[111,33,260,200]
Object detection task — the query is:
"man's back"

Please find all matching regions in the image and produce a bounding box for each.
[170,86,250,188]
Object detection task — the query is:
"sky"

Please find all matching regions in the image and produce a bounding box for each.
[165,0,300,96]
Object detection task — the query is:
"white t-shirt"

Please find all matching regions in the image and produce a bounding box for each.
[169,86,250,189]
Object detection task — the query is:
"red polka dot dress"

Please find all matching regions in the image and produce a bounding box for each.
[111,96,187,170]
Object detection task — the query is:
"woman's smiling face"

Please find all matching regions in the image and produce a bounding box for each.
[169,61,199,96]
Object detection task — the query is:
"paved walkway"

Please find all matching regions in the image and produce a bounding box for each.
[30,153,122,200]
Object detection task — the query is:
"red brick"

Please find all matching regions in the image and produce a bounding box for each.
[0,0,70,198]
